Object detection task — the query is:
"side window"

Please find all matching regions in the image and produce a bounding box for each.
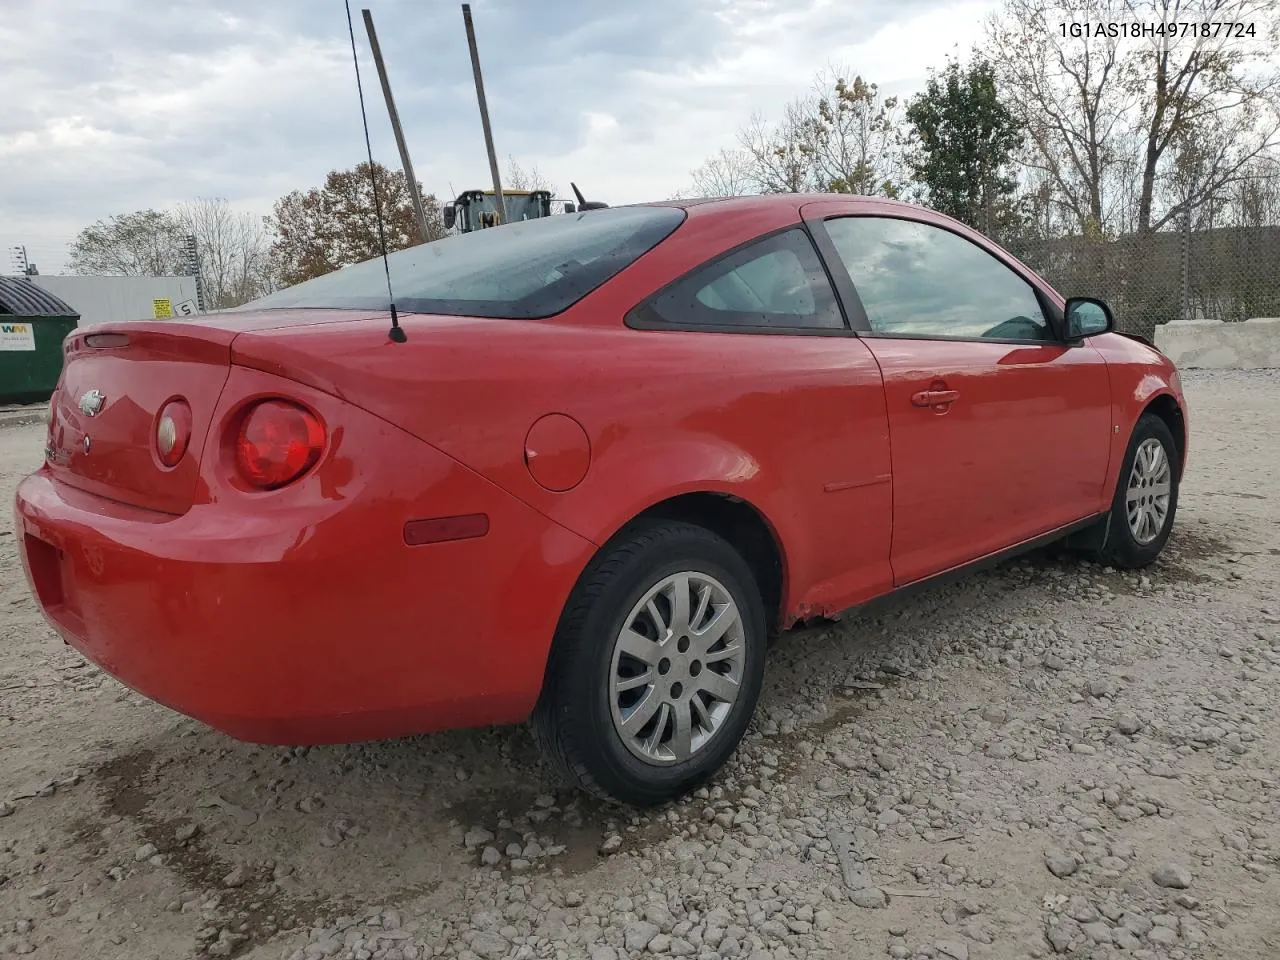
[633,228,845,331]
[824,216,1052,341]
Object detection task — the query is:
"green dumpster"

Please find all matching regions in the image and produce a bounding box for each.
[0,277,80,405]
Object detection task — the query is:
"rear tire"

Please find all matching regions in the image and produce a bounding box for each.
[532,520,767,807]
[1097,413,1180,569]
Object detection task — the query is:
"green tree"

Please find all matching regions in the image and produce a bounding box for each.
[904,57,1025,236]
[68,209,187,276]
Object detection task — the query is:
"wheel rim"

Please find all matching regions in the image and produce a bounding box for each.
[1126,437,1173,545]
[608,571,746,766]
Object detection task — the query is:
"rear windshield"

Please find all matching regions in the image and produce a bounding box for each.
[237,205,686,319]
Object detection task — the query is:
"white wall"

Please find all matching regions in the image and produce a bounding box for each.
[1154,318,1280,370]
[30,275,200,327]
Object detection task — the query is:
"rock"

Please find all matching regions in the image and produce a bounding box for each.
[175,823,199,842]
[1122,915,1153,937]
[470,930,509,960]
[1081,921,1112,943]
[600,835,623,855]
[625,921,661,951]
[0,801,14,818]
[1148,926,1179,947]
[1151,864,1192,889]
[590,948,619,960]
[850,887,887,909]
[936,940,969,960]
[647,933,672,953]
[223,866,247,888]
[1116,715,1144,735]
[1086,678,1114,698]
[480,846,502,867]
[7,942,36,956]
[134,843,158,862]
[463,827,494,850]
[1045,919,1082,954]
[28,885,54,900]
[1042,653,1067,671]
[1044,851,1078,878]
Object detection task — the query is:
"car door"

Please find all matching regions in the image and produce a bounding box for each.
[625,221,896,615]
[802,201,1113,587]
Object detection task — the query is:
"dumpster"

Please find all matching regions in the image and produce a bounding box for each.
[0,277,79,405]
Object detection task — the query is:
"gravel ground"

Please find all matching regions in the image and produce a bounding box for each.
[1,369,1278,960]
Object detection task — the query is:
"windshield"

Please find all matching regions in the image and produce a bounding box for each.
[237,205,686,319]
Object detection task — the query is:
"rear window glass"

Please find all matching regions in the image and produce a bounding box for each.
[236,205,686,319]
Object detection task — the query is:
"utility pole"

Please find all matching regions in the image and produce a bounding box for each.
[462,3,506,224]
[362,8,431,243]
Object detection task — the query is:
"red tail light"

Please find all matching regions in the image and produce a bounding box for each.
[156,399,193,467]
[234,399,325,490]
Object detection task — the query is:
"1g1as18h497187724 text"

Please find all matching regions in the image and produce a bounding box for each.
[1059,20,1258,39]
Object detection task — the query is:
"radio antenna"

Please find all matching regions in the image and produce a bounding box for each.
[344,0,406,343]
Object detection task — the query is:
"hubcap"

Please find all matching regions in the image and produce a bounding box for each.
[609,571,745,766]
[1126,437,1173,545]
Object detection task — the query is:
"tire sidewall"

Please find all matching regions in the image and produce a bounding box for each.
[570,528,767,804]
[1108,415,1180,565]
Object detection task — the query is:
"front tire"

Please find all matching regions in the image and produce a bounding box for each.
[532,520,767,807]
[1098,413,1180,569]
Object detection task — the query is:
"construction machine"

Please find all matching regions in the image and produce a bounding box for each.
[442,182,607,234]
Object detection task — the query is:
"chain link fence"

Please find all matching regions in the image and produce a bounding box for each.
[1000,225,1280,341]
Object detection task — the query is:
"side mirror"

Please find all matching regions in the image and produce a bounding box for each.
[442,203,457,230]
[1064,297,1114,339]
[563,202,576,214]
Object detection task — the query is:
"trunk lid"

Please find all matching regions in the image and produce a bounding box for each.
[46,311,377,515]
[46,323,237,515]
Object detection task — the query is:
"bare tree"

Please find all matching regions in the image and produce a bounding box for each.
[173,198,274,309]
[986,0,1139,238]
[986,0,1280,236]
[1127,0,1280,232]
[505,155,557,194]
[683,147,757,197]
[808,66,904,196]
[737,105,821,193]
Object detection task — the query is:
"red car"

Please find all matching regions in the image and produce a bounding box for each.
[15,195,1187,806]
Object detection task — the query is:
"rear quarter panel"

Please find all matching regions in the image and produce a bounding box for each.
[233,202,897,624]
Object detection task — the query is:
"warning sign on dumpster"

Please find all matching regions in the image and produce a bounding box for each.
[153,298,173,318]
[0,322,36,351]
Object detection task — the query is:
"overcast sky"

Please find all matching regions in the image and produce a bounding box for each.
[0,0,1000,275]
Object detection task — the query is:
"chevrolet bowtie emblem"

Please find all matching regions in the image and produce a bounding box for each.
[78,389,106,417]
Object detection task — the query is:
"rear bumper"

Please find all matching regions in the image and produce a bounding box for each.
[12,373,596,745]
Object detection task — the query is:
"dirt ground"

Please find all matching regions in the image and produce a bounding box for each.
[1,369,1278,960]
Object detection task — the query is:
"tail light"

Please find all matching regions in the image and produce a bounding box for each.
[234,399,325,490]
[156,399,193,467]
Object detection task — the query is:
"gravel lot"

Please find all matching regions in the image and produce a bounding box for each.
[1,369,1278,960]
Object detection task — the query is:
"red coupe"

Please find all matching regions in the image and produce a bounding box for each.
[15,195,1188,806]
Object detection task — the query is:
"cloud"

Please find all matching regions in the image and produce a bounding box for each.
[1,0,999,274]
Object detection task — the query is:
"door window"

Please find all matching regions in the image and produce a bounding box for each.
[824,216,1052,341]
[631,228,845,331]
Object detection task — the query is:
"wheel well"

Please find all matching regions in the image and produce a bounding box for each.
[1144,394,1186,469]
[633,493,785,633]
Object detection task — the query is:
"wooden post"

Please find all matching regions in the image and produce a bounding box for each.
[362,8,431,243]
[461,3,506,223]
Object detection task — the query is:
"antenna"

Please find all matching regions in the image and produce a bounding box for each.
[345,0,406,344]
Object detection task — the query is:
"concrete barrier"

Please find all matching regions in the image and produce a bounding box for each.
[1154,317,1280,370]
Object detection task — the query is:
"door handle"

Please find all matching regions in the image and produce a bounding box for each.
[911,389,960,407]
